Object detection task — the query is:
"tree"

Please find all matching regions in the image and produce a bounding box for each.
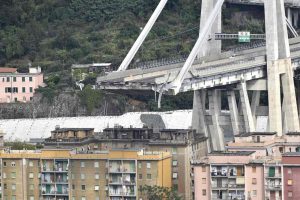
[78,85,103,114]
[139,185,182,200]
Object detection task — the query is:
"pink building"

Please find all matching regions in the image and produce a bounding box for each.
[0,67,44,103]
[193,151,265,200]
[282,152,300,200]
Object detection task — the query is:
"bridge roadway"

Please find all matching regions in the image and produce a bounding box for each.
[227,0,300,8]
[97,37,300,93]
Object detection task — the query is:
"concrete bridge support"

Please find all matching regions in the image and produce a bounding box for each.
[208,90,225,151]
[192,90,211,152]
[265,0,300,135]
[287,8,299,28]
[227,90,240,135]
[240,81,256,132]
[192,0,224,151]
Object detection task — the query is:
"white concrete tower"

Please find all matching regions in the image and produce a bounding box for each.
[192,0,223,151]
[264,0,300,135]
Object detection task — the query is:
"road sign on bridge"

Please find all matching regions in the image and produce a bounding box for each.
[238,31,251,42]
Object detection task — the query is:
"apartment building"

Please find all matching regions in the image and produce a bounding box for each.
[282,152,300,200]
[43,126,208,200]
[193,151,265,200]
[0,149,171,200]
[192,132,300,200]
[0,67,44,103]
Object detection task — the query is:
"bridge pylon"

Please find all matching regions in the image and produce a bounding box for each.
[192,0,224,151]
[265,0,300,135]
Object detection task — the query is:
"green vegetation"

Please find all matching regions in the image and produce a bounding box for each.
[79,85,103,114]
[0,1,265,114]
[139,185,182,200]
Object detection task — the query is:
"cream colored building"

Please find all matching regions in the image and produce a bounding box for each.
[0,149,171,200]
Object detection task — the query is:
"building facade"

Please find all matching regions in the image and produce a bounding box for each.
[0,149,171,200]
[0,67,44,103]
[43,127,208,200]
[193,151,265,200]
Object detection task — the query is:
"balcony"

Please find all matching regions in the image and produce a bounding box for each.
[109,175,123,185]
[264,173,282,179]
[109,161,136,173]
[265,184,282,190]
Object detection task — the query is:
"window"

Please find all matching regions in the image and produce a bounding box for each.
[3,162,6,167]
[252,166,256,173]
[252,190,257,197]
[172,147,177,154]
[95,174,99,180]
[81,197,86,200]
[94,185,99,191]
[94,161,99,168]
[13,77,16,82]
[12,87,18,93]
[22,87,26,93]
[29,77,33,82]
[11,184,16,190]
[252,178,257,184]
[29,87,33,93]
[4,183,7,189]
[81,185,86,191]
[5,87,12,93]
[29,173,34,179]
[29,184,34,190]
[139,174,142,179]
[288,179,293,185]
[29,197,34,200]
[6,77,10,82]
[11,172,16,179]
[14,98,17,102]
[202,189,206,196]
[288,168,292,174]
[172,160,178,167]
[202,178,206,184]
[22,77,25,82]
[29,161,33,167]
[3,173,6,179]
[147,162,151,169]
[172,172,178,179]
[81,174,85,180]
[147,174,151,179]
[72,185,75,190]
[288,191,293,197]
[138,162,142,169]
[279,147,284,153]
[81,161,85,167]
[11,162,16,167]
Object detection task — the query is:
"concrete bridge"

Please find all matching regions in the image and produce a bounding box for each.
[97,0,300,154]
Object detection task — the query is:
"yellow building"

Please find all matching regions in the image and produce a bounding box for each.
[0,149,171,200]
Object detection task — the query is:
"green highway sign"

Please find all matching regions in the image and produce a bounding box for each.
[238,31,250,43]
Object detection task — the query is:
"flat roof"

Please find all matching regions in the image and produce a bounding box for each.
[286,132,300,136]
[51,128,94,133]
[0,67,17,73]
[236,132,277,137]
[282,152,300,156]
[209,151,256,156]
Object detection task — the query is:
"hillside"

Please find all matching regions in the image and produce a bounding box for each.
[0,1,265,118]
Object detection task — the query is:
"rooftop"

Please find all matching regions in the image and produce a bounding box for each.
[51,128,94,133]
[0,67,17,73]
[282,152,300,156]
[236,132,277,137]
[209,151,256,156]
[286,132,300,135]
